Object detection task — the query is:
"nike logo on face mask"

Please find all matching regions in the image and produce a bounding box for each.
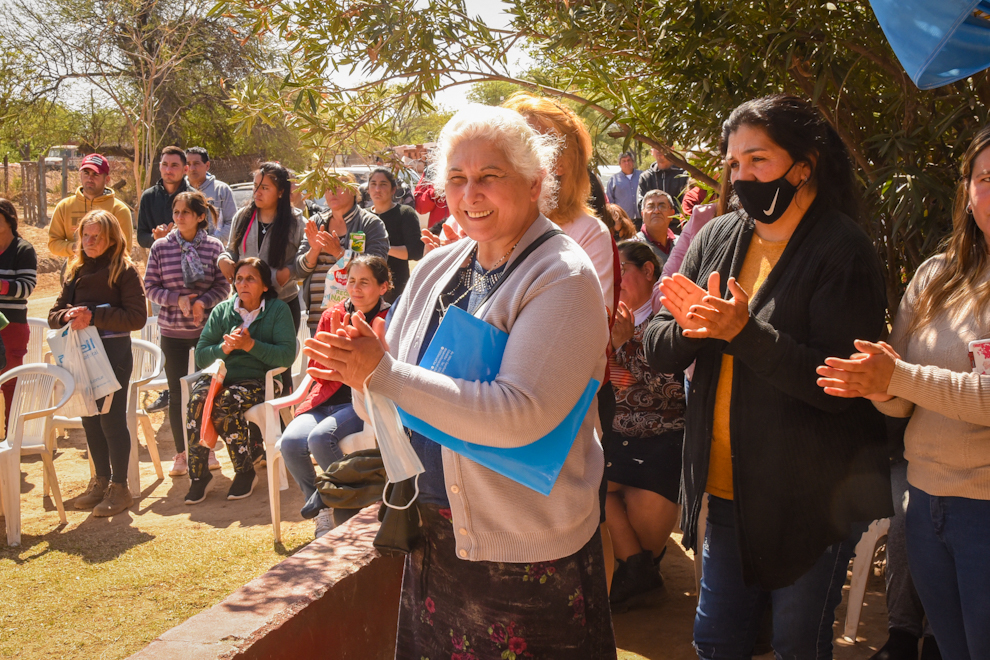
[764,188,779,216]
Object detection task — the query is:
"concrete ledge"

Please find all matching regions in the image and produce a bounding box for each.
[130,506,404,660]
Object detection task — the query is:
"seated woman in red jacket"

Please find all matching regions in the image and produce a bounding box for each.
[280,254,391,539]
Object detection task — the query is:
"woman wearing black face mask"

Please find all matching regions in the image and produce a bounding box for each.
[643,95,891,657]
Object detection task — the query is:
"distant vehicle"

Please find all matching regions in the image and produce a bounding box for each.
[44,145,84,169]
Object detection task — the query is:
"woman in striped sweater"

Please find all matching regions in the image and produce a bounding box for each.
[145,191,230,477]
[0,198,37,437]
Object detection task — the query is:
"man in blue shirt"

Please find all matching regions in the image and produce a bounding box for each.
[606,152,642,228]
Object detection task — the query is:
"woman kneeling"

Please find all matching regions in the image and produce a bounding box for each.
[184,257,296,504]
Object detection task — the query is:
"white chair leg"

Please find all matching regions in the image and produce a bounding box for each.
[267,453,282,544]
[1,452,21,546]
[41,452,67,525]
[141,415,163,480]
[843,518,891,641]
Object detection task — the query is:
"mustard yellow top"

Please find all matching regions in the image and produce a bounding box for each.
[707,233,788,499]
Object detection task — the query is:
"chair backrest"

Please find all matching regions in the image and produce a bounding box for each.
[0,364,73,450]
[25,318,51,365]
[141,316,160,345]
[130,338,164,384]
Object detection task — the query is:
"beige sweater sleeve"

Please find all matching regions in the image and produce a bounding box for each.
[875,256,990,425]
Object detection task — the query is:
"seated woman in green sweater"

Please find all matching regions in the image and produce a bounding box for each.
[184,257,296,504]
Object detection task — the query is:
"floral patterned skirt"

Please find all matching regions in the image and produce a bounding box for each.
[395,504,616,660]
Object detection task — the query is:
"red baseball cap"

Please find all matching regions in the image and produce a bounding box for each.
[80,154,110,175]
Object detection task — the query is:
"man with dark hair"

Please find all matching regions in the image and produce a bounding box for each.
[138,146,189,414]
[49,154,133,258]
[137,145,189,248]
[606,151,642,228]
[185,146,237,242]
[636,146,688,216]
[636,189,678,267]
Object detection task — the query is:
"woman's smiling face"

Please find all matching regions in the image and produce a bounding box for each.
[442,137,542,246]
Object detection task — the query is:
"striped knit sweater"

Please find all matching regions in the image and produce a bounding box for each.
[0,237,37,324]
[145,229,230,339]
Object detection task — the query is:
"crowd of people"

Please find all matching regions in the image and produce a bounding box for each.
[2,90,986,659]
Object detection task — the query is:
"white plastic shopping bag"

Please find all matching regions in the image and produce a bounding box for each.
[320,249,354,310]
[47,325,121,416]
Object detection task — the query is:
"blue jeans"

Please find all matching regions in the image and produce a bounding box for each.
[281,401,362,506]
[694,495,863,659]
[905,484,990,659]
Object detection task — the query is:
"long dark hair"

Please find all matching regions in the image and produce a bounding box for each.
[907,124,990,333]
[718,95,860,222]
[368,167,397,192]
[0,198,18,237]
[173,190,217,231]
[233,162,294,269]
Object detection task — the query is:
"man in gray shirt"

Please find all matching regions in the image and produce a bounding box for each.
[185,147,237,242]
[605,151,642,228]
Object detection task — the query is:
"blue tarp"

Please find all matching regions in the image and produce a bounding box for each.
[869,0,990,89]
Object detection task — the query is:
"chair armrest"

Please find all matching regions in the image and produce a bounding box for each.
[22,371,77,419]
[268,374,315,411]
[264,366,288,400]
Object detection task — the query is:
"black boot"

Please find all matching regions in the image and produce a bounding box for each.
[869,628,920,660]
[609,550,663,614]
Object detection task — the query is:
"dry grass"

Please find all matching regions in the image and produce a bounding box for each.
[0,421,315,660]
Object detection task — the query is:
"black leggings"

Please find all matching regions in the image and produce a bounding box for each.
[81,336,133,485]
[160,334,199,454]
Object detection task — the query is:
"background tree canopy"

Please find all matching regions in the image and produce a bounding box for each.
[219,0,990,309]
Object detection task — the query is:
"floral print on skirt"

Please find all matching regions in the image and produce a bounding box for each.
[185,375,279,480]
[395,504,616,660]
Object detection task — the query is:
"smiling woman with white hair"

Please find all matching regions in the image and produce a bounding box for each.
[304,104,616,658]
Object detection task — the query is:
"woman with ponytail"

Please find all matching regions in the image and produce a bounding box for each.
[145,190,230,477]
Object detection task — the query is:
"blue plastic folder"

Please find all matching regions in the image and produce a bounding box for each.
[397,305,600,496]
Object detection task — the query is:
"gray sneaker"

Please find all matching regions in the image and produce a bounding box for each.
[314,508,335,539]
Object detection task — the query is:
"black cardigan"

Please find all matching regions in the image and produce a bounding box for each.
[643,196,893,589]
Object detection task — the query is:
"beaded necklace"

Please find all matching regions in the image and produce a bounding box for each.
[438,241,518,319]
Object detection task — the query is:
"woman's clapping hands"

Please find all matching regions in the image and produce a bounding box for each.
[816,340,899,401]
[303,309,389,389]
[660,272,751,341]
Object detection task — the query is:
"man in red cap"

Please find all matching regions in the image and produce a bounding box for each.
[48,153,133,259]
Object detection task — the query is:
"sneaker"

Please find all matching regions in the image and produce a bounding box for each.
[314,508,335,539]
[169,452,188,477]
[207,450,221,471]
[184,472,213,505]
[227,470,258,500]
[73,475,110,510]
[93,482,134,517]
[146,390,169,413]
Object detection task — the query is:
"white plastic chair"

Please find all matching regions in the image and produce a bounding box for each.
[180,362,291,541]
[292,322,311,390]
[137,316,195,404]
[127,339,165,497]
[25,318,53,365]
[0,364,75,546]
[843,517,891,642]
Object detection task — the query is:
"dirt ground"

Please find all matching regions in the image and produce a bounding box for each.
[1,216,891,659]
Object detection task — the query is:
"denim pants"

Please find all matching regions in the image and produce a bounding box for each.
[281,401,362,506]
[905,484,990,660]
[694,495,863,660]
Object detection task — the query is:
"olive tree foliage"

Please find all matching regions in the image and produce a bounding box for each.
[1,0,271,192]
[219,0,990,307]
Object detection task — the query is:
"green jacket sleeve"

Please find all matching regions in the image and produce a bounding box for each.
[196,304,230,369]
[246,301,297,369]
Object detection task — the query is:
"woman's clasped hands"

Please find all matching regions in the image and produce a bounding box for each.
[222,327,255,354]
[815,339,900,402]
[304,309,389,389]
[659,272,751,341]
